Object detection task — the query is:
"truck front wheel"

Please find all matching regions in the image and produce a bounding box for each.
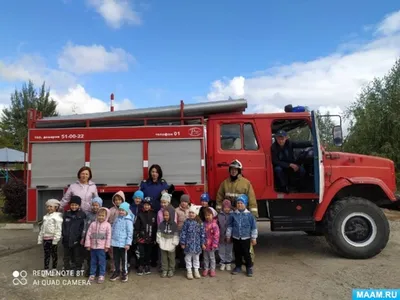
[324,197,390,259]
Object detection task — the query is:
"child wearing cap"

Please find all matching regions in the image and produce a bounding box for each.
[129,190,144,270]
[38,199,63,274]
[226,194,257,277]
[81,196,103,276]
[134,197,157,276]
[199,192,210,222]
[157,193,178,225]
[217,199,233,271]
[62,195,86,276]
[108,190,134,273]
[131,190,144,218]
[175,194,190,268]
[179,205,206,280]
[110,202,134,283]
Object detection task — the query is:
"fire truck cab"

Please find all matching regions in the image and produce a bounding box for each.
[25,98,400,260]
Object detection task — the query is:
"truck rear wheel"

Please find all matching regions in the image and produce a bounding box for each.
[324,197,390,259]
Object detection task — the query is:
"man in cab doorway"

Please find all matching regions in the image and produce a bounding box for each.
[271,130,312,193]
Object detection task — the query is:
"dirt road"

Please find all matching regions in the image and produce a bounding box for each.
[0,218,399,300]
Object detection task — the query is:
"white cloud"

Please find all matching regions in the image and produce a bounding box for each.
[58,42,134,75]
[0,55,76,90]
[87,0,141,29]
[376,10,400,36]
[205,9,400,119]
[0,43,136,115]
[51,85,134,115]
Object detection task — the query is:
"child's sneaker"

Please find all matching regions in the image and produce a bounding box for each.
[88,275,95,283]
[144,265,151,275]
[194,269,201,279]
[202,269,209,277]
[220,264,226,271]
[231,266,241,275]
[246,267,253,277]
[121,273,128,282]
[109,271,120,281]
[226,264,231,271]
[161,271,168,278]
[97,276,105,284]
[187,270,193,280]
[137,266,144,276]
[167,270,174,278]
[210,269,216,277]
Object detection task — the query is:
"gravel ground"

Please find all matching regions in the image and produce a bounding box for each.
[0,215,399,300]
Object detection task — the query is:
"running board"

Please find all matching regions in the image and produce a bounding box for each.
[270,216,315,231]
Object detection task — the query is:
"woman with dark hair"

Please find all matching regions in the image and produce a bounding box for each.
[139,164,170,213]
[60,166,98,214]
[139,164,171,269]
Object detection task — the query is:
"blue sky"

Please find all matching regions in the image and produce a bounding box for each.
[0,0,400,116]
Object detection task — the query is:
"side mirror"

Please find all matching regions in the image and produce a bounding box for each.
[332,125,343,147]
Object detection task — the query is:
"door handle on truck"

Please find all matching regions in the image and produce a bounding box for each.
[126,183,139,186]
[217,162,229,167]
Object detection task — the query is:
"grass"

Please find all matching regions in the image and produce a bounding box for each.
[0,190,18,223]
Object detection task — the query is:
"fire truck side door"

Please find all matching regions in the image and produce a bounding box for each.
[311,111,324,202]
[214,121,266,200]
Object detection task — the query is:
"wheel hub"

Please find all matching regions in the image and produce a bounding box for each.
[344,217,372,242]
[341,212,377,247]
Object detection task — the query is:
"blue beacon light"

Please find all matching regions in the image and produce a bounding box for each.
[284,104,309,113]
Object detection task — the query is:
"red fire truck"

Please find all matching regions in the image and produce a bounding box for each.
[25,98,399,259]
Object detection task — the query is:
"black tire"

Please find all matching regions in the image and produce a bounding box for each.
[324,197,390,259]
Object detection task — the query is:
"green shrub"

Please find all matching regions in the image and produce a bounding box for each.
[1,179,26,219]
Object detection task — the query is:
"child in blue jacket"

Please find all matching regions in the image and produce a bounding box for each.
[226,194,257,277]
[110,202,134,283]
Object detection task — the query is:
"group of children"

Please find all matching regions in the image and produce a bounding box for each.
[38,189,258,284]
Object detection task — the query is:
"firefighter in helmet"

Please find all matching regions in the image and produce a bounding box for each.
[215,159,258,218]
[215,159,257,265]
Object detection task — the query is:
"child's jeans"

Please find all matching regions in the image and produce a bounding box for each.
[218,242,233,264]
[203,250,216,270]
[90,249,106,276]
[43,239,58,269]
[184,253,200,270]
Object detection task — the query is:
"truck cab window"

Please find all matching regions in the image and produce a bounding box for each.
[244,123,259,150]
[221,124,241,150]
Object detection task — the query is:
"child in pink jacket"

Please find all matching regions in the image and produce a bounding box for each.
[202,207,220,277]
[85,207,111,284]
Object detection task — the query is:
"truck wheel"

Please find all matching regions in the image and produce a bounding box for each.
[324,197,390,259]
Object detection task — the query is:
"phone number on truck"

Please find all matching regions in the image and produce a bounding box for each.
[33,134,85,140]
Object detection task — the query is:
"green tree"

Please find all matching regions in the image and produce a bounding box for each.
[317,111,341,151]
[344,58,400,184]
[0,81,59,150]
